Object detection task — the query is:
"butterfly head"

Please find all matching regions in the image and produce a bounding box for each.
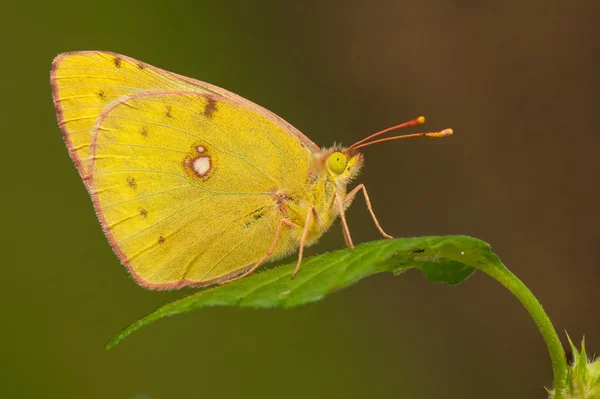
[324,148,364,184]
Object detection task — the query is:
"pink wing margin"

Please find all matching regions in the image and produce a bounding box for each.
[51,52,86,180]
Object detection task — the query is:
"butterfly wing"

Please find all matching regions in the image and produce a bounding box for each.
[51,51,319,183]
[52,52,317,289]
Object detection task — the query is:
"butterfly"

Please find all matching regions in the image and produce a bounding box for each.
[51,51,452,289]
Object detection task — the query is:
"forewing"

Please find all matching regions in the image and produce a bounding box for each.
[89,91,311,288]
[51,51,319,182]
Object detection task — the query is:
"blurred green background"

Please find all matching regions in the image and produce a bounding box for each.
[2,1,599,398]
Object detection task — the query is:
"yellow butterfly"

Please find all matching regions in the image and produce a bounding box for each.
[51,51,452,289]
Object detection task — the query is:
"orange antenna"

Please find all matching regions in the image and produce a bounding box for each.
[348,116,453,151]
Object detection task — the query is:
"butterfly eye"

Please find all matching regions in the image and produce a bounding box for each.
[327,152,348,175]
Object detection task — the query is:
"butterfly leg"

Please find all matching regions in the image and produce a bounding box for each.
[220,218,300,285]
[345,184,393,239]
[291,206,316,279]
[342,227,352,248]
[335,192,355,249]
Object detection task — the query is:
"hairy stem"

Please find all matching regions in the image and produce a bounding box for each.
[479,255,567,398]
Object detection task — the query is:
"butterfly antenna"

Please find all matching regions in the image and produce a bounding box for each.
[349,116,453,151]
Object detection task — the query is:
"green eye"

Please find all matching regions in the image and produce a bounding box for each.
[327,152,347,175]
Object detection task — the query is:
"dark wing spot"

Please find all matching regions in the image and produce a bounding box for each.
[203,98,217,118]
[140,209,148,218]
[140,127,148,137]
[158,236,165,244]
[182,142,217,181]
[240,207,267,228]
[137,62,146,70]
[165,105,173,118]
[126,177,137,189]
[113,57,122,68]
[413,248,425,253]
[244,206,267,219]
[97,89,106,99]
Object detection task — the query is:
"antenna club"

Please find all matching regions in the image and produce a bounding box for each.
[425,128,454,138]
[416,116,426,124]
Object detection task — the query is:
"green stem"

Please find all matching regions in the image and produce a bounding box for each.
[480,259,567,398]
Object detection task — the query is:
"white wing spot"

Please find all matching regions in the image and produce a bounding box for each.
[196,146,205,153]
[192,156,211,176]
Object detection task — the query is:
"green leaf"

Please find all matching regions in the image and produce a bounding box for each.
[577,337,589,386]
[565,333,579,394]
[567,333,580,363]
[107,235,492,349]
[591,373,600,392]
[560,335,600,398]
[591,358,600,389]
